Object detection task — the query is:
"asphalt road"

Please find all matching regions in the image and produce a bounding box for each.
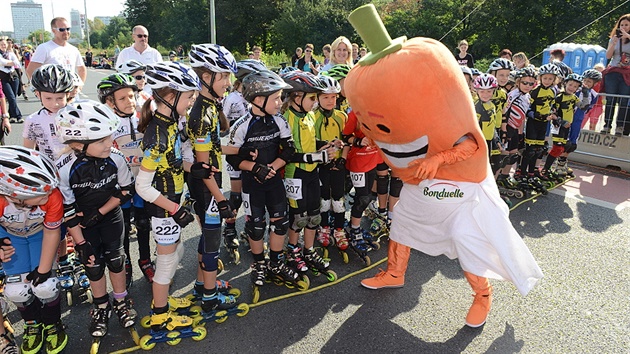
[2,68,628,353]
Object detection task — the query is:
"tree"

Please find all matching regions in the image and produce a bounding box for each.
[27,29,51,45]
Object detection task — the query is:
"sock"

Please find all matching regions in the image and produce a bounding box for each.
[113,291,127,301]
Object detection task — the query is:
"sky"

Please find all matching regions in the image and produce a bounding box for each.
[0,0,126,32]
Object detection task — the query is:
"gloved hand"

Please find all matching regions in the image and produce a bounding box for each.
[80,209,104,228]
[26,266,52,287]
[190,162,214,179]
[75,241,95,266]
[252,163,274,183]
[333,157,346,171]
[171,205,195,227]
[302,151,328,164]
[238,147,257,160]
[217,200,235,219]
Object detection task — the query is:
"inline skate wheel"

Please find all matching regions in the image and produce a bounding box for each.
[166,331,181,346]
[191,316,202,328]
[371,242,380,251]
[214,311,229,323]
[189,305,202,317]
[85,289,93,304]
[139,335,155,350]
[233,250,241,265]
[543,181,554,189]
[140,315,151,329]
[130,328,140,345]
[3,320,14,335]
[90,341,99,354]
[297,275,310,291]
[228,287,241,298]
[325,270,338,282]
[252,286,260,304]
[192,326,207,341]
[322,248,329,259]
[514,190,524,198]
[66,292,73,306]
[217,259,224,275]
[341,251,349,264]
[364,256,372,266]
[237,303,249,317]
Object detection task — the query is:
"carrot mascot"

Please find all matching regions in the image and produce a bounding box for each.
[345,4,543,328]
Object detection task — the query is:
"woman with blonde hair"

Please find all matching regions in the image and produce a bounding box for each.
[321,36,353,71]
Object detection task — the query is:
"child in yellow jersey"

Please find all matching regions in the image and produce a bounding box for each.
[312,75,349,252]
[473,74,504,173]
[280,70,341,277]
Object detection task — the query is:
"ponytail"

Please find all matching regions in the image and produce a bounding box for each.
[138,97,154,133]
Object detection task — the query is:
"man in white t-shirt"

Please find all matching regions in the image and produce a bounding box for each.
[26,17,86,83]
[115,26,163,68]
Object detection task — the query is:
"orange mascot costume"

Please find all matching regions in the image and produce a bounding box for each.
[345,4,544,328]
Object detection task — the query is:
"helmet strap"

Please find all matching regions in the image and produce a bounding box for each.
[153,91,180,121]
[202,71,221,99]
[251,96,271,116]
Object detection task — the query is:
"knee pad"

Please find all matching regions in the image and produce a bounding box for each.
[306,210,322,230]
[229,193,242,211]
[85,262,106,282]
[389,177,403,198]
[523,146,537,160]
[104,248,126,273]
[291,211,310,231]
[376,174,389,195]
[31,277,59,304]
[201,227,221,253]
[153,251,179,285]
[320,199,331,213]
[199,251,220,272]
[135,216,150,234]
[331,199,345,213]
[269,216,288,236]
[351,195,372,218]
[565,141,577,153]
[549,144,565,158]
[508,153,520,165]
[246,219,267,240]
[4,274,34,306]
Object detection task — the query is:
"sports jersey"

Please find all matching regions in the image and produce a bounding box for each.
[283,107,318,175]
[57,148,133,213]
[342,110,382,173]
[313,107,347,160]
[0,189,63,237]
[140,112,184,195]
[553,92,579,124]
[222,91,248,124]
[112,115,144,176]
[491,87,508,114]
[529,85,557,119]
[474,99,501,141]
[187,96,222,170]
[22,108,66,161]
[504,89,530,132]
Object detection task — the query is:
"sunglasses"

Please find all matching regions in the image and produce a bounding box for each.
[54,27,71,32]
[520,81,536,86]
[305,49,312,52]
[136,34,148,38]
[133,75,146,80]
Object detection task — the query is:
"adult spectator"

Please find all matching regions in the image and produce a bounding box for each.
[295,43,319,74]
[512,52,530,69]
[321,36,353,72]
[26,17,86,83]
[252,45,263,62]
[0,37,23,123]
[499,48,512,60]
[351,42,360,64]
[455,40,474,68]
[549,48,565,62]
[322,44,331,66]
[85,48,93,67]
[602,13,630,136]
[291,47,303,67]
[115,25,162,68]
[176,45,184,58]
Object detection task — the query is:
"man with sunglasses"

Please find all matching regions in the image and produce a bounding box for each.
[26,17,86,84]
[115,25,162,71]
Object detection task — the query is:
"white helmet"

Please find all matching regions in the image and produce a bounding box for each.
[189,43,237,73]
[488,58,515,73]
[473,73,498,90]
[0,146,59,200]
[70,71,84,87]
[145,62,201,92]
[318,74,341,94]
[117,59,146,75]
[56,100,121,143]
[460,65,473,77]
[538,63,561,77]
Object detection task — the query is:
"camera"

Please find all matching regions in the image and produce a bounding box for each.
[616,28,622,38]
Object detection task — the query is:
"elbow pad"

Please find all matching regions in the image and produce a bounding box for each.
[278,138,296,163]
[342,134,353,145]
[135,169,161,203]
[225,155,243,171]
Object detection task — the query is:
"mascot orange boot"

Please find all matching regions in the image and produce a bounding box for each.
[345,4,543,328]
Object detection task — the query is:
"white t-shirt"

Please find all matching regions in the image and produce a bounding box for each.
[31,40,84,72]
[22,108,67,161]
[115,45,163,69]
[112,115,144,176]
[222,91,248,123]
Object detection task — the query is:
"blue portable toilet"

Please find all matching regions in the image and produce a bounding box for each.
[571,45,585,73]
[584,47,597,71]
[596,50,607,66]
[542,43,607,73]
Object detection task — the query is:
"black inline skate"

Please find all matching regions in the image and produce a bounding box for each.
[267,257,310,291]
[285,243,308,273]
[348,227,372,266]
[191,291,249,327]
[303,247,337,281]
[496,174,525,199]
[223,226,240,264]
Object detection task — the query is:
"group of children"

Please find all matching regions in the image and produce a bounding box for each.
[0,39,409,352]
[462,57,603,200]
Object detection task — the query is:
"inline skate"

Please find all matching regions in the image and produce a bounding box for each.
[191,291,249,327]
[223,227,240,264]
[316,226,332,258]
[21,321,43,354]
[303,247,337,282]
[533,169,555,189]
[331,228,350,263]
[250,261,267,304]
[57,257,75,306]
[285,244,308,273]
[267,257,310,291]
[186,280,242,303]
[368,212,390,245]
[0,332,17,354]
[73,259,93,305]
[348,227,372,266]
[90,299,138,353]
[496,174,525,199]
[140,296,201,329]
[138,311,206,350]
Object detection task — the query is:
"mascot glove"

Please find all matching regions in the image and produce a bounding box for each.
[409,135,478,180]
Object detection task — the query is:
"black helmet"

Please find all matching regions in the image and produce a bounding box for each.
[97,73,139,103]
[236,59,268,81]
[31,64,73,93]
[242,70,291,102]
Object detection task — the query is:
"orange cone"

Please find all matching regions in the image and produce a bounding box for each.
[361,240,410,289]
[463,271,492,327]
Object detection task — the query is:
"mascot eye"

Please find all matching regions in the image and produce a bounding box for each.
[361,123,371,131]
[376,124,391,133]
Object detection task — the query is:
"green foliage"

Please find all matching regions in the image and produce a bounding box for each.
[27,29,51,45]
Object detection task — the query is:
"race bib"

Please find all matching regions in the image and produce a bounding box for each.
[151,217,181,245]
[550,123,560,135]
[350,172,366,188]
[241,192,251,216]
[205,195,220,225]
[284,178,303,200]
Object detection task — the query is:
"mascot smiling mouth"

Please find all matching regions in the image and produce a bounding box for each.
[375,135,429,168]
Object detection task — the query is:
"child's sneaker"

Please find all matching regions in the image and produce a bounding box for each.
[89,304,112,337]
[0,333,18,354]
[112,297,137,328]
[21,321,43,354]
[43,321,67,354]
[138,258,155,283]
